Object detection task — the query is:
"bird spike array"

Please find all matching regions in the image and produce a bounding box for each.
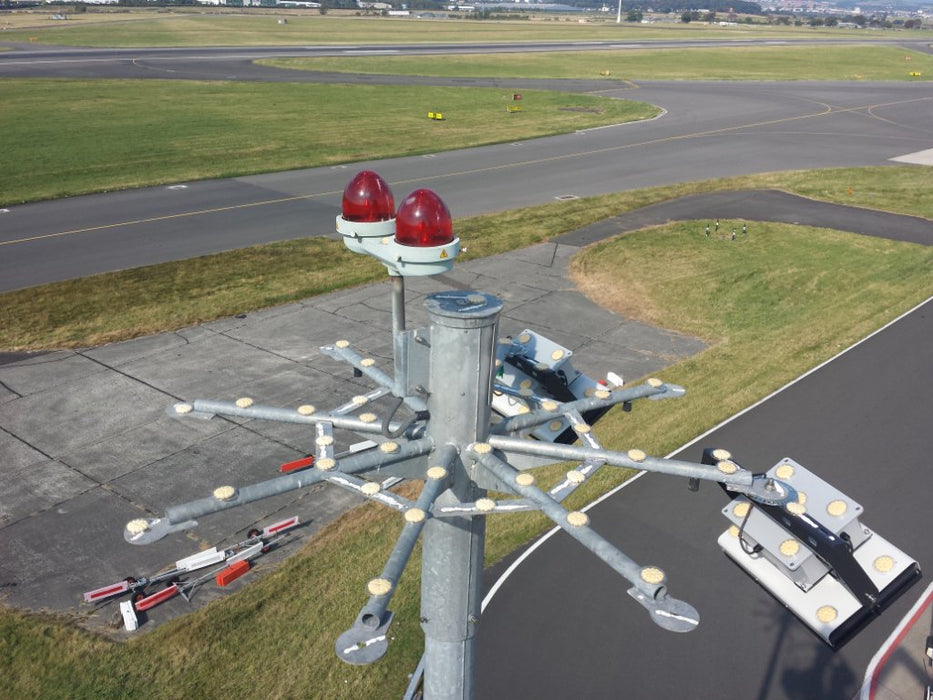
[123,288,796,669]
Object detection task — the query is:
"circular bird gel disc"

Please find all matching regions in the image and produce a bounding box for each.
[566,511,589,527]
[641,567,665,584]
[475,498,496,512]
[367,578,392,596]
[874,555,895,573]
[405,508,426,524]
[515,473,535,487]
[213,486,236,501]
[426,466,447,480]
[775,463,795,480]
[717,460,738,475]
[126,519,150,535]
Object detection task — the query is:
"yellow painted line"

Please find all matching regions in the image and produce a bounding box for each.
[0,191,341,247]
[3,94,928,250]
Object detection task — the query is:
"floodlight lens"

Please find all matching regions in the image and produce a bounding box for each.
[395,189,454,247]
[342,170,395,222]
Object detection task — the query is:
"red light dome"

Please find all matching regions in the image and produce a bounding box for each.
[341,171,395,222]
[395,189,454,247]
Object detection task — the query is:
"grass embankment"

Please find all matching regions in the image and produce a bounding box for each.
[0,12,899,47]
[2,185,931,699]
[264,44,933,81]
[1,165,928,352]
[0,80,657,205]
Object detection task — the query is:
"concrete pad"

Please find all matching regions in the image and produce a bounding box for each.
[0,351,105,397]
[0,459,98,529]
[219,304,376,363]
[600,320,709,360]
[0,371,171,458]
[505,290,625,340]
[60,416,231,484]
[115,332,298,399]
[570,338,689,383]
[0,486,211,614]
[890,147,933,165]
[0,382,19,405]
[466,256,570,293]
[82,332,190,369]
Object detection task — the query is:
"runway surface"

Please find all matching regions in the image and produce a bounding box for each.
[2,40,932,291]
[477,296,932,700]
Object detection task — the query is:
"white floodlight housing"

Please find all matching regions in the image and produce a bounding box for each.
[336,172,459,277]
[714,454,921,649]
[493,329,613,443]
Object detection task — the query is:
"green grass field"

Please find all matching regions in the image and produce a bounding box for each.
[263,44,933,81]
[0,79,657,205]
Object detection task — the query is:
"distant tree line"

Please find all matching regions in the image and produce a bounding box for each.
[631,0,761,13]
[555,0,761,12]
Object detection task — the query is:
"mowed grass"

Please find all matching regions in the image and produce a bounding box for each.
[1,165,929,352]
[264,44,933,81]
[0,79,658,205]
[0,11,891,47]
[2,212,930,699]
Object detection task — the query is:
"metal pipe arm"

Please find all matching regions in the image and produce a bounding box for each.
[486,435,755,488]
[491,379,683,435]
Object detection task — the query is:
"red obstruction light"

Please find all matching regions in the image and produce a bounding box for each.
[395,189,454,247]
[341,170,395,222]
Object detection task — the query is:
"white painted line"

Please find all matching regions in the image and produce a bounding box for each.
[481,295,933,613]
[890,148,933,166]
[860,581,933,700]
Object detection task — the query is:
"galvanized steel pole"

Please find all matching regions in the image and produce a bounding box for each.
[420,291,503,700]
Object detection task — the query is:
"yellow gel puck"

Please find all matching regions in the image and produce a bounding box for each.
[641,567,665,584]
[475,498,496,512]
[367,578,392,596]
[566,511,589,527]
